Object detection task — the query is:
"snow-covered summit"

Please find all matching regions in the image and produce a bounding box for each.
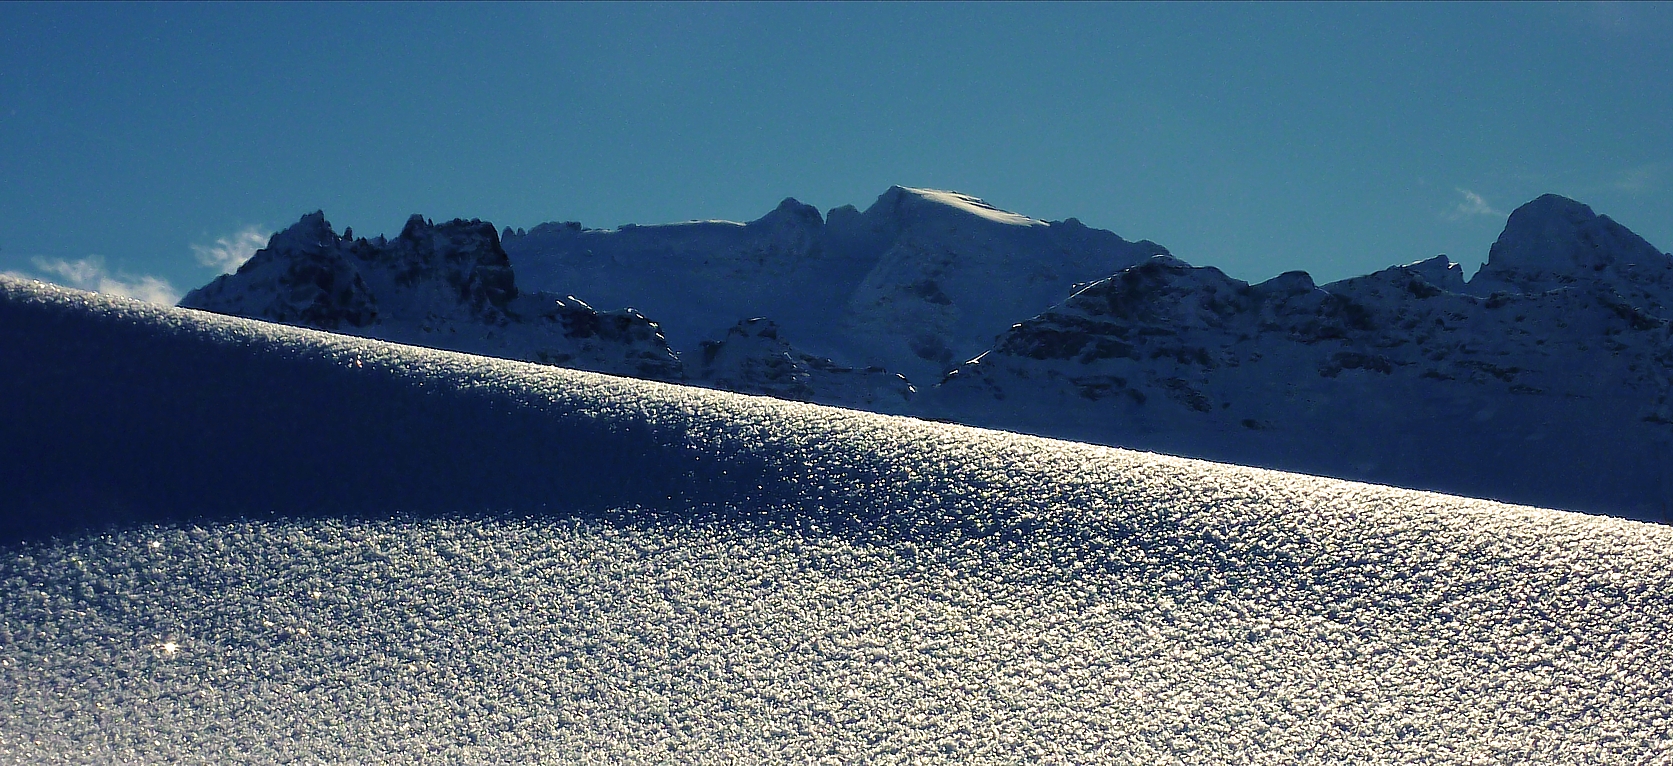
[866,185,1047,227]
[1482,194,1665,277]
[1470,193,1673,314]
[831,187,1167,381]
[502,186,1168,383]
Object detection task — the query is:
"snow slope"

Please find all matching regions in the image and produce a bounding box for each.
[3,276,1672,763]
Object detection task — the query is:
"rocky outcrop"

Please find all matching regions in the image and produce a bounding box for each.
[181,212,681,380]
[692,318,914,412]
[518,296,684,381]
[180,212,381,330]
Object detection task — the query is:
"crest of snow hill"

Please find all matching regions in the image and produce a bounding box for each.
[180,188,1673,520]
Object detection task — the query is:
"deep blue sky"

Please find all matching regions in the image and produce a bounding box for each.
[2,2,1669,302]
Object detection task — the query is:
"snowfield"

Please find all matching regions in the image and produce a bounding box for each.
[2,275,1671,763]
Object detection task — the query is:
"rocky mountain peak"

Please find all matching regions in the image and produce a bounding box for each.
[398,213,431,240]
[1476,194,1670,292]
[752,197,824,229]
[1253,270,1317,295]
[264,210,340,256]
[391,215,506,261]
[1402,255,1467,293]
[170,191,1673,519]
[181,211,683,381]
[373,215,517,313]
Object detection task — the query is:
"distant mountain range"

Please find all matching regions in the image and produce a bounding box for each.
[179,187,1673,520]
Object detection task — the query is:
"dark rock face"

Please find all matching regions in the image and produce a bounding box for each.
[267,248,379,330]
[183,212,379,330]
[957,246,1673,412]
[534,299,684,381]
[183,211,520,328]
[390,214,519,311]
[991,256,1393,377]
[697,319,817,401]
[692,318,915,411]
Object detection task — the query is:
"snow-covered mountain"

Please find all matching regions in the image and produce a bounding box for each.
[3,276,1672,763]
[174,190,1671,520]
[501,186,1168,383]
[1467,193,1673,312]
[926,195,1673,519]
[184,187,1165,409]
[180,211,683,380]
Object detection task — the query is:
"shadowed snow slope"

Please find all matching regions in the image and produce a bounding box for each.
[2,275,1671,763]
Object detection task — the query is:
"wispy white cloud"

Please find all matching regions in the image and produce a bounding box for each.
[19,256,181,305]
[192,225,268,274]
[1446,189,1503,221]
[1611,162,1665,194]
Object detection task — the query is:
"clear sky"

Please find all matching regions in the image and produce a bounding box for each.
[2,2,1669,303]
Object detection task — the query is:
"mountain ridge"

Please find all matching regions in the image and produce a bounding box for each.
[501,185,1169,381]
[181,211,684,381]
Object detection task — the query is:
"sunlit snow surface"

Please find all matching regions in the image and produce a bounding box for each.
[2,276,1671,763]
[892,187,1045,227]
